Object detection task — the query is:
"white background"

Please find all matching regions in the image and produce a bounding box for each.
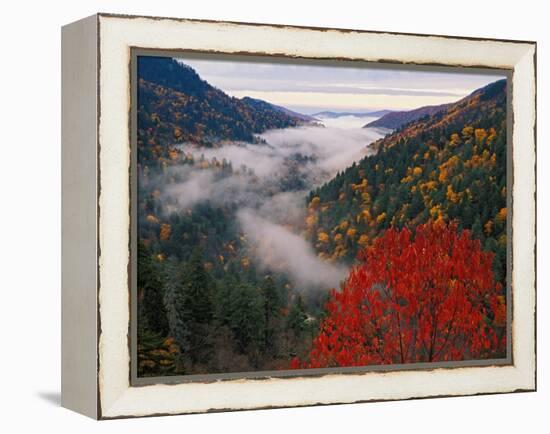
[0,0,546,432]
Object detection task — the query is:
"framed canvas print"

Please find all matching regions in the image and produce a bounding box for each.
[61,13,536,419]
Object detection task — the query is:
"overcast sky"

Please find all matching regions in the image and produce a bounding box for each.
[176,56,506,114]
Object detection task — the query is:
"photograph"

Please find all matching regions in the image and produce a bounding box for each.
[134,53,510,378]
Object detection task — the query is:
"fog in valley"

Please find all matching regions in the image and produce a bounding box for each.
[151,116,385,291]
[237,209,348,289]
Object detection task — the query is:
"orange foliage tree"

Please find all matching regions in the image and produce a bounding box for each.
[292,221,505,369]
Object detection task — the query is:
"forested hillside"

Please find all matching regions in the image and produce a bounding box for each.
[242,97,319,123]
[136,56,508,376]
[306,80,508,282]
[290,79,509,368]
[137,56,307,164]
[136,57,318,377]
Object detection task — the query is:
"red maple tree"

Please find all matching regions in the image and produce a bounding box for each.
[292,221,506,369]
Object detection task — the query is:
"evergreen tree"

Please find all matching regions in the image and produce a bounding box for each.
[228,282,265,353]
[180,248,215,363]
[215,273,238,326]
[287,295,308,336]
[163,259,189,365]
[137,241,168,336]
[162,249,215,367]
[472,216,483,241]
[182,248,214,324]
[261,276,282,351]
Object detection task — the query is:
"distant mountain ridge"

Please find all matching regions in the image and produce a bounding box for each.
[137,56,309,161]
[314,110,393,118]
[363,103,451,130]
[368,79,507,150]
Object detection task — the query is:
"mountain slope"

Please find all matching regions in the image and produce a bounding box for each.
[137,56,306,162]
[363,103,451,130]
[305,79,508,282]
[241,97,319,123]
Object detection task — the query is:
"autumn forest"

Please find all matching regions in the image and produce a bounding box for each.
[136,56,508,377]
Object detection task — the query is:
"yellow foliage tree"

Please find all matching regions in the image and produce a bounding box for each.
[306,214,318,228]
[146,214,159,224]
[159,223,171,241]
[450,133,462,146]
[352,178,368,192]
[496,207,507,223]
[173,127,183,139]
[446,185,460,204]
[438,155,460,183]
[474,128,488,145]
[309,196,320,210]
[487,127,498,145]
[429,205,442,219]
[317,232,329,243]
[462,126,474,139]
[358,234,369,247]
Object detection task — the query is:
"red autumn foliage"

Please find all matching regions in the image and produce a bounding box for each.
[293,221,506,369]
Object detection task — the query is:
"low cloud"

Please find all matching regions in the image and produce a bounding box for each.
[163,126,383,219]
[260,125,381,174]
[163,170,215,210]
[237,209,348,289]
[154,124,383,291]
[192,144,281,177]
[162,167,263,212]
[181,125,383,183]
[257,191,307,227]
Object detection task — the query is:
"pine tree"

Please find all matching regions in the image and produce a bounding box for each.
[215,273,238,326]
[472,216,483,241]
[261,276,282,351]
[287,295,308,336]
[180,248,214,363]
[228,282,265,353]
[137,241,168,336]
[163,259,190,364]
[182,248,214,324]
[162,248,215,366]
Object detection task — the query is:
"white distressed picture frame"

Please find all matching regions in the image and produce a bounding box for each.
[61,13,536,419]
